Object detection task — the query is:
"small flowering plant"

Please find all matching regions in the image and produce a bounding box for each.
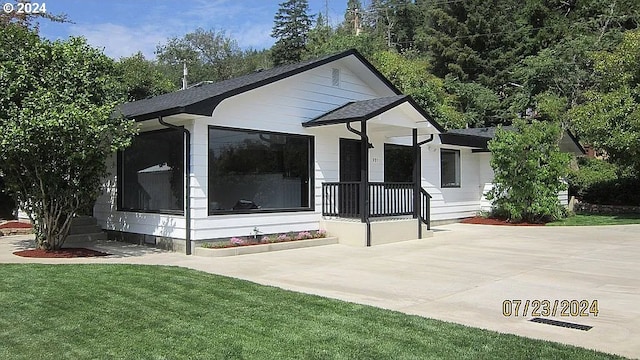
[277,233,290,242]
[201,229,329,249]
[296,231,313,240]
[230,237,245,246]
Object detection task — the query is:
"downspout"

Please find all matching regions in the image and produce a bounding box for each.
[159,116,192,255]
[413,130,434,239]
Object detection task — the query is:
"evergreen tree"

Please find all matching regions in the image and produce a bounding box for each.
[306,12,333,58]
[341,0,363,35]
[271,0,313,65]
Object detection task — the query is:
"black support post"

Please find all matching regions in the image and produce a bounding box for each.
[360,119,371,246]
[413,129,421,238]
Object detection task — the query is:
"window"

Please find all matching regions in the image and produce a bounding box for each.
[441,149,460,188]
[384,144,414,182]
[208,126,314,214]
[118,129,184,214]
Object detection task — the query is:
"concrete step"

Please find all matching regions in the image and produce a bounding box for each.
[65,232,107,244]
[68,224,103,235]
[70,216,98,227]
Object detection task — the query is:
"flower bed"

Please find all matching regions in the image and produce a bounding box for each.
[195,230,337,257]
[201,230,327,249]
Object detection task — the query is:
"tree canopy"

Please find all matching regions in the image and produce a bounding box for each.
[271,0,313,65]
[0,24,136,249]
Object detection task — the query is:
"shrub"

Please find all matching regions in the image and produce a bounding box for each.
[568,158,640,206]
[567,158,618,199]
[487,119,571,223]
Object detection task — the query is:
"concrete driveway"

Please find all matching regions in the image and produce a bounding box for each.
[1,223,639,358]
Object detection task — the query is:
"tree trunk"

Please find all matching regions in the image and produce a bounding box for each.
[33,205,74,251]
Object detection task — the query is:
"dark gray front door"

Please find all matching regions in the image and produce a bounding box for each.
[339,139,361,216]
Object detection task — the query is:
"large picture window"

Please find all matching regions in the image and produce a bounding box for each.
[441,149,461,188]
[208,126,314,214]
[384,144,414,183]
[118,129,184,214]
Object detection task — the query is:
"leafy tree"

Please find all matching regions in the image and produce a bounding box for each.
[487,119,571,223]
[271,0,313,65]
[372,50,465,129]
[569,29,640,175]
[444,78,501,127]
[116,52,176,101]
[0,0,69,28]
[306,31,384,60]
[0,24,136,250]
[306,12,333,58]
[156,28,245,86]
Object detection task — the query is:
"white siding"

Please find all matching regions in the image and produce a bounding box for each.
[95,61,398,240]
[190,63,389,240]
[94,119,194,238]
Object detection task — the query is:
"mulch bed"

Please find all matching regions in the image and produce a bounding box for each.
[460,216,545,226]
[13,248,111,258]
[0,221,32,229]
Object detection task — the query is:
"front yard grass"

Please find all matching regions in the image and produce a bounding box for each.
[0,264,623,359]
[547,213,640,226]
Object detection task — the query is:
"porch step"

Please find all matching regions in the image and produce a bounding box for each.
[66,216,105,243]
[65,232,107,244]
[70,216,98,227]
[68,224,103,235]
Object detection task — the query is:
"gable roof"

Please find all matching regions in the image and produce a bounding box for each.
[443,126,586,155]
[302,95,446,133]
[116,49,401,122]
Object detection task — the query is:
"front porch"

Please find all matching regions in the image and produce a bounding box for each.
[320,181,433,246]
[303,95,443,246]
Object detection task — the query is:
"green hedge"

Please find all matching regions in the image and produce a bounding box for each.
[568,158,640,206]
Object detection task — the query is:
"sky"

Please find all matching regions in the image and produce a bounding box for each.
[37,0,350,60]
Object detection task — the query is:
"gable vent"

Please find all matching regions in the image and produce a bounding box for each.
[332,68,340,87]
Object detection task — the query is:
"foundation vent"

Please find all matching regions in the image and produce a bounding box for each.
[332,68,340,87]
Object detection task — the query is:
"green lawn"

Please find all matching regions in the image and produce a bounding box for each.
[0,264,623,359]
[547,213,640,226]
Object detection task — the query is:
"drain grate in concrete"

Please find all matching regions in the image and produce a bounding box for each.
[530,317,592,331]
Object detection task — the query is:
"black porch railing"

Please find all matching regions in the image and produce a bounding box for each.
[322,182,431,226]
[420,187,432,230]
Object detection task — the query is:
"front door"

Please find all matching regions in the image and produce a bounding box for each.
[339,139,361,216]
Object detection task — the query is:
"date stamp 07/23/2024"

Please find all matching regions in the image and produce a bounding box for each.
[3,2,47,15]
[502,299,599,317]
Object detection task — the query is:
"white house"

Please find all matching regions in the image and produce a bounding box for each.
[98,49,584,254]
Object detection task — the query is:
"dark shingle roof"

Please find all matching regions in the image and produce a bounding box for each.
[446,126,514,138]
[302,95,446,132]
[303,95,407,127]
[115,49,401,121]
[443,126,585,154]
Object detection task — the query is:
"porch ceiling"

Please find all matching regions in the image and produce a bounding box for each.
[302,95,444,134]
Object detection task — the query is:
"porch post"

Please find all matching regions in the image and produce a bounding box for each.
[360,119,371,246]
[413,128,422,238]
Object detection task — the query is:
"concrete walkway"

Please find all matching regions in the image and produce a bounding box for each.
[1,223,639,358]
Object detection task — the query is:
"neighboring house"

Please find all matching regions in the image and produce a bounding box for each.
[98,49,584,254]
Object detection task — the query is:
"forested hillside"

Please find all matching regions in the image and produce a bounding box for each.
[117,0,640,178]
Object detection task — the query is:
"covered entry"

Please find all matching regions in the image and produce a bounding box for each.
[303,95,444,246]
